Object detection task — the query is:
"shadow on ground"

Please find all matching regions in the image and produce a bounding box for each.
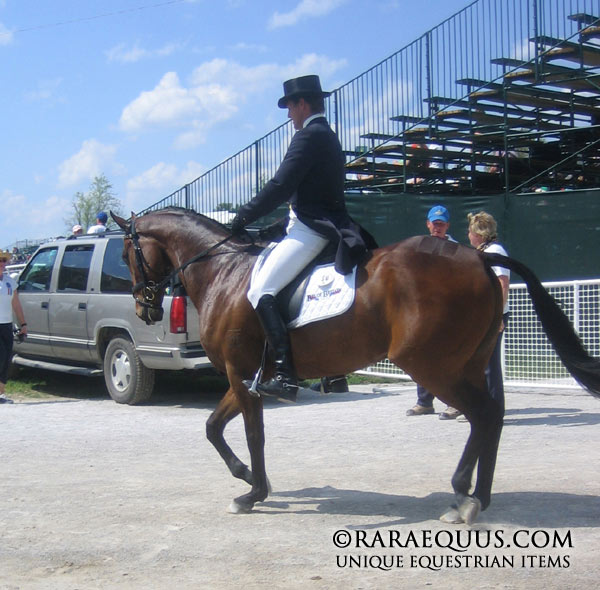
[257,485,600,529]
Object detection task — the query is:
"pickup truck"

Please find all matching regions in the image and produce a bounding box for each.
[12,231,211,404]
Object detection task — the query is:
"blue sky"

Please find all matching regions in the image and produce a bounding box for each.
[1,0,471,244]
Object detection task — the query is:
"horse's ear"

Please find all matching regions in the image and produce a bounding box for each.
[111,211,129,231]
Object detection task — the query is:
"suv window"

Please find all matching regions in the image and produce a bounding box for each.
[18,248,58,292]
[101,237,132,293]
[58,245,94,292]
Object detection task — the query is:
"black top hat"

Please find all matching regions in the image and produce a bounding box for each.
[277,74,331,108]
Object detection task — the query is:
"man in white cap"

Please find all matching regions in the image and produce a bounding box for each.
[231,74,375,403]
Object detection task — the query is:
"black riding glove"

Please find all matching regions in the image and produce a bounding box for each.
[230,214,246,235]
[258,218,287,242]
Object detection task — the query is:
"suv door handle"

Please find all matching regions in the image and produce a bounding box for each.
[78,302,87,310]
[41,301,49,309]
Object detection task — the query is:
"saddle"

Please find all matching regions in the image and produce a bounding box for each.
[254,243,357,328]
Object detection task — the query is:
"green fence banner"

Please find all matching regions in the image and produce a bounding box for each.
[346,189,600,282]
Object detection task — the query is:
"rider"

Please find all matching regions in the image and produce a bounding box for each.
[231,74,374,403]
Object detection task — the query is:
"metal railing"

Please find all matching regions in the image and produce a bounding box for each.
[140,0,600,215]
[359,278,600,389]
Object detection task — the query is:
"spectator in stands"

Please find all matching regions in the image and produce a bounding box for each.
[405,143,429,185]
[467,211,510,416]
[406,205,462,419]
[87,212,108,234]
[0,250,27,404]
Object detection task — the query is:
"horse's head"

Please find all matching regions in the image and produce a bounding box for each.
[112,212,169,325]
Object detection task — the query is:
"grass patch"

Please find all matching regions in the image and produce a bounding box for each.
[6,367,108,401]
[6,365,401,404]
[6,366,231,403]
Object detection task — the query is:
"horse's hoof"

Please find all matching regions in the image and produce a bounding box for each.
[458,496,481,525]
[439,507,463,524]
[227,500,253,514]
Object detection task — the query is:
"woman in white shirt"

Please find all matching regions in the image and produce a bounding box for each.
[467,211,510,415]
[0,251,27,403]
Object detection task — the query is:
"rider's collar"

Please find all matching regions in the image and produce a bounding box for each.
[303,113,326,128]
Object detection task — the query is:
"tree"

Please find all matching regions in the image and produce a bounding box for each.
[65,174,123,233]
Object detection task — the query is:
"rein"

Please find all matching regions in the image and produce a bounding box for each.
[128,217,236,308]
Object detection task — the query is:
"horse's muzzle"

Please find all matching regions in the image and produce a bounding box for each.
[138,304,164,325]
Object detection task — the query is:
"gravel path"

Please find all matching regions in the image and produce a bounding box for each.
[1,383,599,589]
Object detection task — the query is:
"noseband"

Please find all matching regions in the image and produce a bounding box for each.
[128,218,164,312]
[126,217,237,312]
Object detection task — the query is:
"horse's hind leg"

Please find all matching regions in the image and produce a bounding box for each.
[472,397,503,511]
[206,388,253,485]
[442,383,503,524]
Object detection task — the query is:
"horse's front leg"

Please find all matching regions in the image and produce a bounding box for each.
[229,390,269,513]
[206,388,253,486]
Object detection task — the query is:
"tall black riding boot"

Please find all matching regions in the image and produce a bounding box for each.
[254,294,298,403]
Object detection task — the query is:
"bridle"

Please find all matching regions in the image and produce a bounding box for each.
[127,216,237,312]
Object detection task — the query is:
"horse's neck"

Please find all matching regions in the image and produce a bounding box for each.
[154,220,226,268]
[171,232,256,303]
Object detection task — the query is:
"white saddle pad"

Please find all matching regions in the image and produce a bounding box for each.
[251,243,356,329]
[288,263,356,329]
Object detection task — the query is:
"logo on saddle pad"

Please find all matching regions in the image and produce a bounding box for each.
[251,244,357,329]
[306,269,343,303]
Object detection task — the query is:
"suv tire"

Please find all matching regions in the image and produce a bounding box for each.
[104,337,155,405]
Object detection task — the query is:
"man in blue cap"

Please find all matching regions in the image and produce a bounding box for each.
[87,211,108,234]
[406,205,461,419]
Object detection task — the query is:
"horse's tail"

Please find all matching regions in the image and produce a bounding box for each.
[483,252,600,398]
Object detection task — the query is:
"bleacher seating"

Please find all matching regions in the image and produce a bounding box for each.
[348,11,600,195]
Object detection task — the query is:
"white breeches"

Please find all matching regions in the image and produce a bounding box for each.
[247,218,328,309]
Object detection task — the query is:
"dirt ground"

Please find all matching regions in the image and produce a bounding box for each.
[1,381,599,590]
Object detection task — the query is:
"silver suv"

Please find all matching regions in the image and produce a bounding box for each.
[12,231,210,404]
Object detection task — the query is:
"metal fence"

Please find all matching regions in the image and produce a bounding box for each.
[359,278,600,389]
[140,0,600,216]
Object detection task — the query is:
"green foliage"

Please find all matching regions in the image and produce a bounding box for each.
[65,174,123,233]
[215,202,239,213]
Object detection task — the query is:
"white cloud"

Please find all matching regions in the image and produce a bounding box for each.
[119,70,236,138]
[58,139,118,188]
[124,160,205,211]
[105,41,182,64]
[0,190,70,241]
[37,194,73,232]
[229,41,268,53]
[2,190,27,224]
[268,0,347,29]
[118,55,347,148]
[0,21,13,45]
[24,78,64,103]
[172,121,211,150]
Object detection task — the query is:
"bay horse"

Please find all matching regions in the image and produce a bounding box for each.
[112,208,600,524]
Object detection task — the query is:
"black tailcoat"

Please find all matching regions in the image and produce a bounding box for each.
[235,117,374,274]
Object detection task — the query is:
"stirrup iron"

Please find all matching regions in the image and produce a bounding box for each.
[244,341,268,398]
